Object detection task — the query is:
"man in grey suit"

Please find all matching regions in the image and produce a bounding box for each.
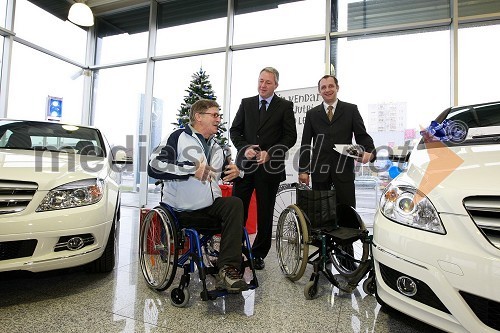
[298,75,375,208]
[230,67,297,269]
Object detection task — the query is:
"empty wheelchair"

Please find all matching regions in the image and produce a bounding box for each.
[139,184,259,307]
[275,183,374,299]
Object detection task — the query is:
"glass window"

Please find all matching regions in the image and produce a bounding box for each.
[458,23,500,105]
[92,64,146,197]
[337,0,450,32]
[14,0,87,63]
[230,41,325,118]
[95,32,148,65]
[95,5,149,65]
[333,30,450,147]
[234,0,325,45]
[0,0,6,28]
[93,64,146,148]
[8,42,84,123]
[458,0,500,16]
[156,0,227,55]
[153,54,226,144]
[0,36,3,85]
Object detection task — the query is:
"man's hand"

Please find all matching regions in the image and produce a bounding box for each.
[222,163,240,182]
[358,152,374,164]
[194,156,215,183]
[256,150,270,164]
[298,173,310,186]
[244,144,260,159]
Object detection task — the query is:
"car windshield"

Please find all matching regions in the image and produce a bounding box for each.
[0,120,105,157]
[418,101,500,149]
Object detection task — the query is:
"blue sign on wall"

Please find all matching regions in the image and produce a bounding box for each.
[46,96,63,121]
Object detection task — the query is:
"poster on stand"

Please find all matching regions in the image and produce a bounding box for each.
[276,87,320,184]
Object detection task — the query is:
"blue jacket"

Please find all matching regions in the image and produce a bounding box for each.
[148,125,224,211]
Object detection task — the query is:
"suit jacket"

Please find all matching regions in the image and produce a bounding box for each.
[299,100,375,183]
[230,94,297,182]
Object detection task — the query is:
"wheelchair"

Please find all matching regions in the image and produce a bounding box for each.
[139,182,259,307]
[275,184,375,299]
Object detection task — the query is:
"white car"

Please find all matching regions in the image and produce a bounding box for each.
[0,119,128,273]
[372,101,500,333]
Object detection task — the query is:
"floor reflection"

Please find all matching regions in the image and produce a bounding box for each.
[0,205,445,333]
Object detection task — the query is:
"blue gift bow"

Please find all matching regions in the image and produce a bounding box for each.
[420,119,457,142]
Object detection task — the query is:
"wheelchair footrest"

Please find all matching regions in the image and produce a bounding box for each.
[201,283,257,301]
[202,289,229,301]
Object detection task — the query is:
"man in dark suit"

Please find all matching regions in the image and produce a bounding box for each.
[299,75,375,208]
[230,67,297,269]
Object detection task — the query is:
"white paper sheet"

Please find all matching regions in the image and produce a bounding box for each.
[333,144,361,158]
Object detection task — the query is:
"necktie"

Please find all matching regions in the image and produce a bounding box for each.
[327,105,334,122]
[260,100,267,123]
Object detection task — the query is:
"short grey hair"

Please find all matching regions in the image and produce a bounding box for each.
[189,99,220,125]
[260,67,279,84]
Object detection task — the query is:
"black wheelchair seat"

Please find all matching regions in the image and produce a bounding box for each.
[176,210,222,234]
[322,227,367,244]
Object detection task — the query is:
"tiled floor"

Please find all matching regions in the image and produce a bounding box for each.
[0,205,445,333]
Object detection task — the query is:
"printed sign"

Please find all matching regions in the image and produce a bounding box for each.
[276,87,321,183]
[46,96,63,121]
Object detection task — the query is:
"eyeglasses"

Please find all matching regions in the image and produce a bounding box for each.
[200,112,222,119]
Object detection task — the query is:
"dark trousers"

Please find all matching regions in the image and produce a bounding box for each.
[312,176,356,208]
[233,173,280,259]
[179,196,244,269]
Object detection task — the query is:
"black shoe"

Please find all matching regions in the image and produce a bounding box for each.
[253,257,265,270]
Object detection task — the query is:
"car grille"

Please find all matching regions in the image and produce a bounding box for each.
[463,196,500,250]
[0,239,37,261]
[0,180,38,214]
[459,291,500,331]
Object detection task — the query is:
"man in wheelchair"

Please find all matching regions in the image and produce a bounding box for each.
[148,99,247,293]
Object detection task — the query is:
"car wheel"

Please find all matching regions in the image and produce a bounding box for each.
[88,222,116,273]
[88,205,119,273]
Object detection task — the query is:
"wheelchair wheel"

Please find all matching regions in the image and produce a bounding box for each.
[139,206,178,291]
[276,204,309,281]
[170,287,190,308]
[272,183,296,238]
[362,276,375,295]
[304,280,318,300]
[329,205,370,279]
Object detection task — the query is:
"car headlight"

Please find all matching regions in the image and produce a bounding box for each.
[380,183,445,234]
[36,178,104,212]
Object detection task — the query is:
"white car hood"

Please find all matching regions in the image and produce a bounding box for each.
[0,150,109,191]
[398,143,500,214]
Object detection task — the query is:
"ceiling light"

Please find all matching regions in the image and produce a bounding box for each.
[68,1,94,27]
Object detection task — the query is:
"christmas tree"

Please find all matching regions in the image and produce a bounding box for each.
[174,68,229,149]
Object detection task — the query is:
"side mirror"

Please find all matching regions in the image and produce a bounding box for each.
[112,148,133,164]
